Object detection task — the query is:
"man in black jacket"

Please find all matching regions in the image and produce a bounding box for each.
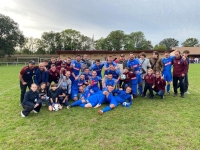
[21,83,42,117]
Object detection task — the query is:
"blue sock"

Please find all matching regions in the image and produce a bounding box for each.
[79,104,86,108]
[102,106,112,113]
[64,100,68,106]
[139,85,143,95]
[71,100,82,107]
[167,84,170,92]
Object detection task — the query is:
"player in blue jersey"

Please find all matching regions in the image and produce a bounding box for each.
[81,68,91,86]
[89,59,104,90]
[71,55,82,82]
[127,52,140,73]
[67,85,92,108]
[71,74,85,101]
[127,52,143,96]
[104,56,118,71]
[102,73,116,90]
[89,71,102,94]
[97,86,132,115]
[162,51,174,94]
[104,64,121,88]
[68,86,114,108]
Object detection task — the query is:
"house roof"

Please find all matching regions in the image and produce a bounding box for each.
[171,47,200,56]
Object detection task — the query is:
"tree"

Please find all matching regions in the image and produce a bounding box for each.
[94,37,107,50]
[182,38,199,47]
[0,14,25,57]
[35,38,47,54]
[41,31,57,54]
[80,35,92,50]
[126,31,153,50]
[21,37,38,53]
[60,29,82,50]
[106,30,125,51]
[154,44,167,50]
[159,38,179,50]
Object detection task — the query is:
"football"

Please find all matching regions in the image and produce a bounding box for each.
[121,74,126,80]
[53,104,59,111]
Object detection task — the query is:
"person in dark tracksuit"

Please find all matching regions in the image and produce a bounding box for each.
[34,63,49,86]
[19,60,37,105]
[182,50,190,94]
[142,69,155,99]
[21,83,42,117]
[172,50,188,98]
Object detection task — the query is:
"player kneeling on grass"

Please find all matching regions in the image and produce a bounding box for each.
[21,83,42,117]
[142,68,155,99]
[97,86,132,115]
[58,82,69,107]
[48,83,62,111]
[71,74,85,101]
[38,82,49,106]
[154,71,166,99]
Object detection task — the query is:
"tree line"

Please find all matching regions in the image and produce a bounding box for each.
[1,13,200,57]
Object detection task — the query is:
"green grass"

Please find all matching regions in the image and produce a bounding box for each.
[0,64,200,150]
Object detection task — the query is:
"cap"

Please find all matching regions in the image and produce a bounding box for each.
[29,60,35,64]
[62,82,67,87]
[120,54,125,57]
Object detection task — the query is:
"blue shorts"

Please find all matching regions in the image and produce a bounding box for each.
[87,97,98,107]
[110,97,119,107]
[163,72,172,82]
[71,90,78,100]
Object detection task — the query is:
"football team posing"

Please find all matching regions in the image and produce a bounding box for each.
[19,50,189,117]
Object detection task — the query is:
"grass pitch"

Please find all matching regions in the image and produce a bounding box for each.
[0,64,200,150]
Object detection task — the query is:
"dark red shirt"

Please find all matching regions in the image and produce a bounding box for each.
[66,63,72,73]
[155,77,166,91]
[123,72,132,82]
[48,69,60,81]
[20,66,38,82]
[173,56,188,77]
[144,74,155,85]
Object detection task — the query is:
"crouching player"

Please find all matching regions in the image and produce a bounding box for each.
[58,83,69,107]
[102,73,116,91]
[142,69,155,99]
[38,82,49,106]
[71,74,85,101]
[97,86,132,115]
[48,83,62,111]
[21,83,42,117]
[89,71,102,94]
[120,67,131,90]
[154,71,166,99]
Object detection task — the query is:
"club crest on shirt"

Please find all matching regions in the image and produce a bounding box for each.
[178,61,180,64]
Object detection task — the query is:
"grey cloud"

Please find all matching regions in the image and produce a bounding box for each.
[1,0,200,45]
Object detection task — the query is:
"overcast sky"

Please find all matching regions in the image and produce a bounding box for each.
[0,0,200,46]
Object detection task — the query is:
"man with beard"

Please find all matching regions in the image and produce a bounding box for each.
[19,60,38,105]
[150,51,163,73]
[172,50,188,98]
[71,55,82,83]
